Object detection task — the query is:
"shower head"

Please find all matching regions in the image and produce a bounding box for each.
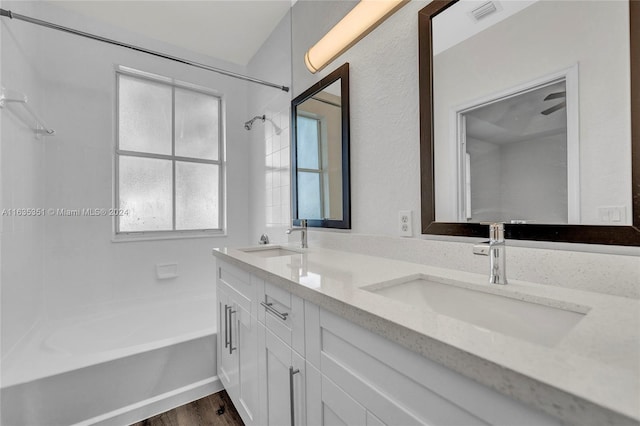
[244,115,265,130]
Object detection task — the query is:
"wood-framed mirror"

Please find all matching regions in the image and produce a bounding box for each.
[418,0,640,246]
[291,63,351,229]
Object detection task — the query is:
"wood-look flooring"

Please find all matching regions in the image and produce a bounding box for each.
[131,390,244,426]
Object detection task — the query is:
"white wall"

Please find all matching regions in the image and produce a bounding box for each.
[499,135,567,223]
[288,0,640,297]
[433,1,631,225]
[468,135,568,223]
[0,0,46,357]
[247,11,292,245]
[292,0,423,237]
[467,138,500,220]
[2,1,253,321]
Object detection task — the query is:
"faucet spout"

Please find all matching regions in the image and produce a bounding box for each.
[287,219,308,248]
[473,223,508,285]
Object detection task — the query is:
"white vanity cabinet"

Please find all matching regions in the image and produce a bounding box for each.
[257,279,307,425]
[258,324,307,426]
[216,262,260,425]
[304,304,562,426]
[217,259,561,426]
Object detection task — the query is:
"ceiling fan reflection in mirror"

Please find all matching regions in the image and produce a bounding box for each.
[541,91,566,115]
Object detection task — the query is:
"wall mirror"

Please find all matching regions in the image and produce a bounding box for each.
[419,0,639,245]
[291,63,351,229]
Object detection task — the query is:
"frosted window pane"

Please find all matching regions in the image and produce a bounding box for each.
[119,156,172,231]
[297,116,320,169]
[298,172,322,219]
[175,88,219,160]
[176,162,219,230]
[119,75,172,155]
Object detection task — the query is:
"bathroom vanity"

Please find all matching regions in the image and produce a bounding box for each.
[212,245,639,426]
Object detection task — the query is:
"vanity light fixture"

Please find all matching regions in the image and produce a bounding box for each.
[304,0,408,74]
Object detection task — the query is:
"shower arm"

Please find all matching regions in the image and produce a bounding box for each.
[245,115,266,130]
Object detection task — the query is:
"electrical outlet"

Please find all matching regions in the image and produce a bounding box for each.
[399,210,412,237]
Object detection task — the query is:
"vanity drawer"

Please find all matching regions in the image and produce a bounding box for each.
[218,261,255,316]
[260,280,305,355]
[316,308,561,426]
[262,281,292,344]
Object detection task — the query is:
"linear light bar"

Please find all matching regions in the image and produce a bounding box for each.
[304,0,408,74]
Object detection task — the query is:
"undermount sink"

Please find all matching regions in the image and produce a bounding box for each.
[239,246,303,258]
[364,275,586,347]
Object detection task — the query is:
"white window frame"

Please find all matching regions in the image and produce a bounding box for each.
[451,65,579,224]
[113,66,226,241]
[297,113,326,219]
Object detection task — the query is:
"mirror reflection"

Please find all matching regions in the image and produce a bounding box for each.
[295,81,343,220]
[461,79,571,224]
[432,0,631,226]
[291,63,350,229]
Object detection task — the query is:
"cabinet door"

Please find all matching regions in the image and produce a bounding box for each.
[320,375,367,426]
[217,284,236,394]
[308,360,402,426]
[234,302,260,425]
[261,326,306,426]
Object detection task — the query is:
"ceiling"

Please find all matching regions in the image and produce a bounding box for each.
[465,81,567,145]
[47,1,293,66]
[433,0,537,55]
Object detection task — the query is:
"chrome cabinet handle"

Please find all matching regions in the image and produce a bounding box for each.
[261,301,288,320]
[228,306,237,354]
[289,366,300,426]
[224,304,230,348]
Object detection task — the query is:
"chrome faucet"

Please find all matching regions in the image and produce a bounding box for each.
[473,223,508,285]
[286,219,308,249]
[258,233,270,245]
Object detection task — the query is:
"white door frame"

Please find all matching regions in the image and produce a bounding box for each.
[451,64,580,223]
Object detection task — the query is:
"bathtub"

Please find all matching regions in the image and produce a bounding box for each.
[1,291,220,426]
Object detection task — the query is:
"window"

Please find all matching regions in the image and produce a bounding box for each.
[116,70,223,236]
[296,115,325,219]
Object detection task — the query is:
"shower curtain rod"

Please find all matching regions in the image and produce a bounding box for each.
[0,8,290,92]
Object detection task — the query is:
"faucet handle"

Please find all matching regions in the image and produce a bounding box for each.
[299,219,308,228]
[480,222,505,242]
[489,223,504,242]
[472,243,490,256]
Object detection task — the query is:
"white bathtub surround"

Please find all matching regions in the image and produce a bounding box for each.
[304,231,640,299]
[1,2,245,420]
[0,0,47,359]
[0,290,218,425]
[263,110,291,228]
[212,245,640,426]
[247,9,293,245]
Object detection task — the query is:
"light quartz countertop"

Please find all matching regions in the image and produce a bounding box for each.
[212,245,640,426]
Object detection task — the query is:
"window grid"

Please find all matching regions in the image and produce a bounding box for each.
[171,85,177,232]
[115,70,223,236]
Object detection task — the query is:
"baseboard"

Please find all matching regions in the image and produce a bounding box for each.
[74,376,223,426]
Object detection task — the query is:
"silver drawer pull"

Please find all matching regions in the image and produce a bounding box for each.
[228,307,237,354]
[289,366,300,426]
[224,304,230,348]
[261,301,288,320]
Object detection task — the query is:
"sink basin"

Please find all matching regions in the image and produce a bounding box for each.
[239,246,302,258]
[364,275,585,347]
